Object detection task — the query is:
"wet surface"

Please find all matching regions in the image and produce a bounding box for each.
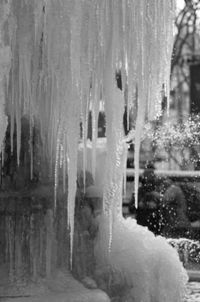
[0,279,199,302]
[0,270,110,302]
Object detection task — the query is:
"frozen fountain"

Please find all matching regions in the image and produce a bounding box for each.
[0,0,190,301]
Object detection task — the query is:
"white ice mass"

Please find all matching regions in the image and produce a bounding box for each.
[0,0,188,301]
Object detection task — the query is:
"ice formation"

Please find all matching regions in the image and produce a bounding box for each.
[0,0,188,301]
[0,1,11,154]
[95,216,187,302]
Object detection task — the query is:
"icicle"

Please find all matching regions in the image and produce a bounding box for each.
[0,2,11,156]
[29,116,33,180]
[10,69,14,154]
[108,209,113,253]
[33,1,44,42]
[91,80,100,183]
[81,94,90,193]
[7,216,14,282]
[59,143,64,169]
[123,144,128,204]
[67,130,79,270]
[1,139,5,168]
[134,98,146,209]
[44,209,54,278]
[54,124,62,212]
[16,95,21,167]
[99,1,126,252]
[62,134,66,193]
[48,73,57,171]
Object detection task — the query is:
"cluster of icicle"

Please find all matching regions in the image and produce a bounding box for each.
[0,1,188,300]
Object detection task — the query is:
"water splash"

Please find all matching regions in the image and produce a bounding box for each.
[168,238,200,266]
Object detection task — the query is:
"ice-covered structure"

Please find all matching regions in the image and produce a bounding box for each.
[0,0,188,301]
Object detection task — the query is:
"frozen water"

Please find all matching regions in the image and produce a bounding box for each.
[95,216,188,302]
[0,1,189,302]
[0,2,11,153]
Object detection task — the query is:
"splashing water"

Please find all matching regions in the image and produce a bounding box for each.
[168,238,200,267]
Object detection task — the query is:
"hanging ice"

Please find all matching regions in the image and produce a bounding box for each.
[0,1,11,153]
[1,0,188,301]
